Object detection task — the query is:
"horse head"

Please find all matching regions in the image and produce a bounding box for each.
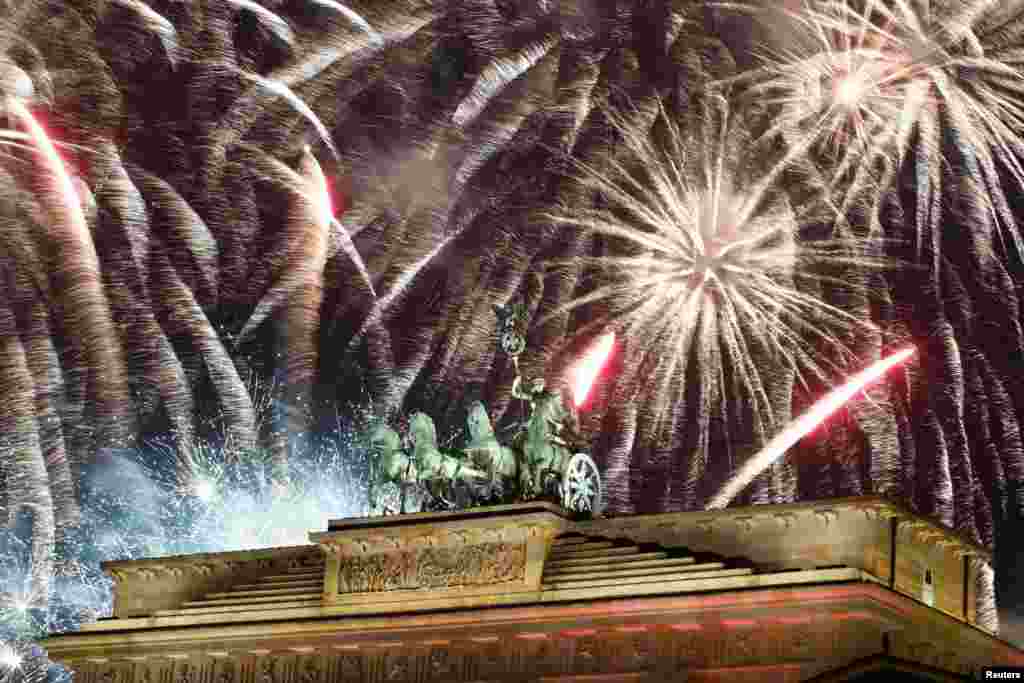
[408,412,439,453]
[467,401,494,440]
[368,423,401,455]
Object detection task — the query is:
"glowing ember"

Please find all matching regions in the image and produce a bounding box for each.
[571,332,615,408]
[301,145,333,227]
[706,346,916,509]
[0,644,21,669]
[833,73,865,108]
[193,479,216,503]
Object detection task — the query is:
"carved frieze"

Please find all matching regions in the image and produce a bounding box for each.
[337,654,361,682]
[727,626,759,665]
[788,624,815,660]
[384,653,412,682]
[297,659,319,683]
[174,663,195,683]
[317,517,560,559]
[815,509,839,527]
[672,628,703,669]
[695,519,716,535]
[732,516,756,533]
[64,614,1002,683]
[106,558,256,589]
[256,658,276,683]
[773,512,798,529]
[621,634,652,670]
[573,635,601,674]
[216,662,234,683]
[856,501,899,521]
[470,642,506,679]
[337,542,526,593]
[425,649,457,680]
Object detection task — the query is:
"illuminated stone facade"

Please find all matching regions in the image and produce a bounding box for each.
[41,498,1024,681]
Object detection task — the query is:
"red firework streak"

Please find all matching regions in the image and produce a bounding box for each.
[706,346,917,509]
[571,332,616,409]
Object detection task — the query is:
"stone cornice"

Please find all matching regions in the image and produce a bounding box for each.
[321,502,568,532]
[100,546,326,614]
[311,507,567,558]
[315,522,555,557]
[578,496,991,562]
[102,545,322,580]
[38,581,1024,662]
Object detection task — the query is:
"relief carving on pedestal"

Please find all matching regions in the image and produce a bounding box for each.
[338,542,526,593]
[340,553,408,592]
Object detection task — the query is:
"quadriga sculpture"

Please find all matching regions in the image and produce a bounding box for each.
[366,396,602,516]
[363,297,602,516]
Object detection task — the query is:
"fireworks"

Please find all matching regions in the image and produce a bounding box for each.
[541,92,876,508]
[570,331,616,408]
[0,0,1020,659]
[707,346,916,509]
[737,0,1024,249]
[0,412,372,658]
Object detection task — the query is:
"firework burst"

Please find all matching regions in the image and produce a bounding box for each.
[0,0,1016,648]
[540,91,876,509]
[0,406,373,658]
[735,0,1024,253]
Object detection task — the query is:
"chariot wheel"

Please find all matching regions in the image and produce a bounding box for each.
[562,453,602,515]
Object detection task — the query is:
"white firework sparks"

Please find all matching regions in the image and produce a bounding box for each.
[0,408,373,658]
[735,0,1024,250]
[541,92,874,508]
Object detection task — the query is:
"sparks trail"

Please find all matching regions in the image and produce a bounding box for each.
[570,332,615,408]
[8,99,134,446]
[707,346,916,509]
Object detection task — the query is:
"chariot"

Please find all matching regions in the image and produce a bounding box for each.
[366,397,602,516]
[365,299,603,517]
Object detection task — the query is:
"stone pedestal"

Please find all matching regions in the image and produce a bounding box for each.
[311,503,568,613]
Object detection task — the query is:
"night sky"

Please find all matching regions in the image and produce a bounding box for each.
[0,0,1022,652]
